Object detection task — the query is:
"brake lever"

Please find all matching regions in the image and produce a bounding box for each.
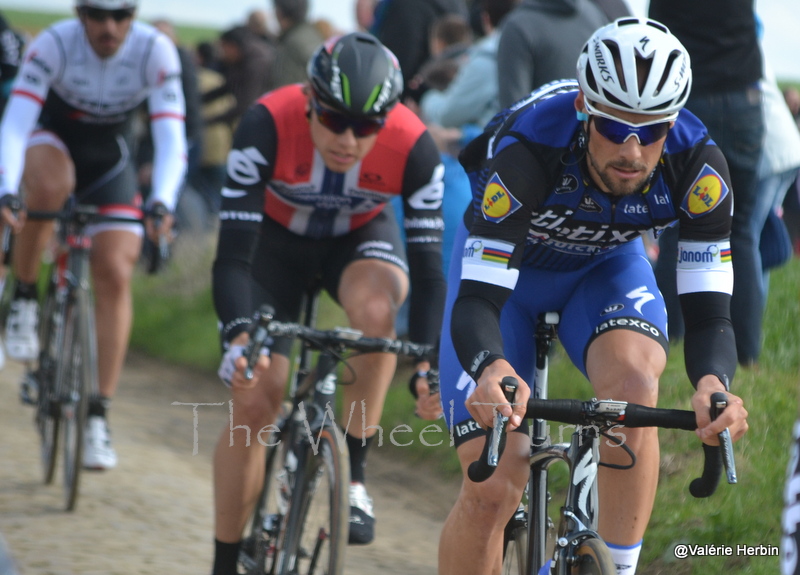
[244,305,274,380]
[1,195,22,255]
[488,377,518,467]
[710,391,737,484]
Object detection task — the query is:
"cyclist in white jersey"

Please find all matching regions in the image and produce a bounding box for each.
[0,0,186,469]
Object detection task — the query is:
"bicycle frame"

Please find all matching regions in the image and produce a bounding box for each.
[240,293,435,575]
[523,315,606,575]
[22,201,115,510]
[46,206,98,396]
[258,289,350,575]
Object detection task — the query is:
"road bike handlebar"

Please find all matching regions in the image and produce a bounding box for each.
[468,378,736,499]
[242,305,436,378]
[27,203,145,226]
[27,201,172,274]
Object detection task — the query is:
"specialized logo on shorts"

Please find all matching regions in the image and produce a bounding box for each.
[682,164,729,218]
[482,172,522,223]
[464,238,513,267]
[627,286,655,314]
[677,241,731,268]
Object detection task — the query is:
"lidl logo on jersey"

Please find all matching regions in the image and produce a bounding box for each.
[482,172,522,223]
[682,164,729,218]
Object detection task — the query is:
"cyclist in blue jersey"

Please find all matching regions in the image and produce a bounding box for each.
[433,18,749,575]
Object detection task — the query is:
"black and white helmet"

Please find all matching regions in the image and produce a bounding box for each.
[577,17,691,119]
[76,0,137,9]
[307,32,402,118]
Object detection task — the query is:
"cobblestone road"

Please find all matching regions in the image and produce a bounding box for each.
[0,353,457,574]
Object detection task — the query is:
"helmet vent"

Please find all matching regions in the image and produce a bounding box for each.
[637,55,654,97]
[602,90,630,110]
[655,51,680,96]
[602,40,624,92]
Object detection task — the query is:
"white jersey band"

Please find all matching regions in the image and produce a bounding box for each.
[675,240,734,295]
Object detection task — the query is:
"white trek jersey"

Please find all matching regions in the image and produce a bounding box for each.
[0,19,186,209]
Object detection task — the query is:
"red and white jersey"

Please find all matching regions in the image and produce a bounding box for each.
[220,84,445,241]
[0,19,186,209]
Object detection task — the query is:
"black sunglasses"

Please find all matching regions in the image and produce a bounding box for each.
[80,7,135,22]
[312,98,385,138]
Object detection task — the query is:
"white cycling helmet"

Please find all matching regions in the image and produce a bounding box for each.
[577,17,691,119]
[76,0,138,9]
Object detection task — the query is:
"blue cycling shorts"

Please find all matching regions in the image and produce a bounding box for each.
[439,221,669,446]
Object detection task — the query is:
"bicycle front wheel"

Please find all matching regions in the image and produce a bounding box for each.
[502,507,528,575]
[287,426,350,575]
[239,435,284,575]
[570,538,615,575]
[60,289,97,511]
[36,282,63,485]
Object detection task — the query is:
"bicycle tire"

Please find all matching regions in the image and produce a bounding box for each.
[36,280,63,485]
[239,422,286,575]
[569,538,615,575]
[502,519,528,575]
[60,289,96,511]
[282,426,349,575]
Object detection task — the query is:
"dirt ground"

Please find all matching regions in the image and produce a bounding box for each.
[0,352,458,574]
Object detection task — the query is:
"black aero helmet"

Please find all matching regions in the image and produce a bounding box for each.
[307,32,403,118]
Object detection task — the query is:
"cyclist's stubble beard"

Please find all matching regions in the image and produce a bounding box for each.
[583,126,661,198]
[586,147,653,198]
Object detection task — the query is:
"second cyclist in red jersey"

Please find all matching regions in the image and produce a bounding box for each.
[210,32,446,575]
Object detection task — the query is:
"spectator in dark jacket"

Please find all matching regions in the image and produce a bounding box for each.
[371,0,469,100]
[650,0,765,365]
[205,26,275,129]
[496,0,622,108]
[269,0,323,89]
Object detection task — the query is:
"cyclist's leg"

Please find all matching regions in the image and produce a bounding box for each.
[337,257,407,442]
[14,135,74,284]
[325,210,410,543]
[89,226,142,400]
[438,221,541,574]
[213,217,320,569]
[213,354,289,542]
[77,151,142,468]
[328,209,409,445]
[6,136,73,360]
[558,242,668,566]
[439,433,530,575]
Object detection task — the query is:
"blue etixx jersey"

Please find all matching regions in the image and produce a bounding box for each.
[459,81,733,279]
